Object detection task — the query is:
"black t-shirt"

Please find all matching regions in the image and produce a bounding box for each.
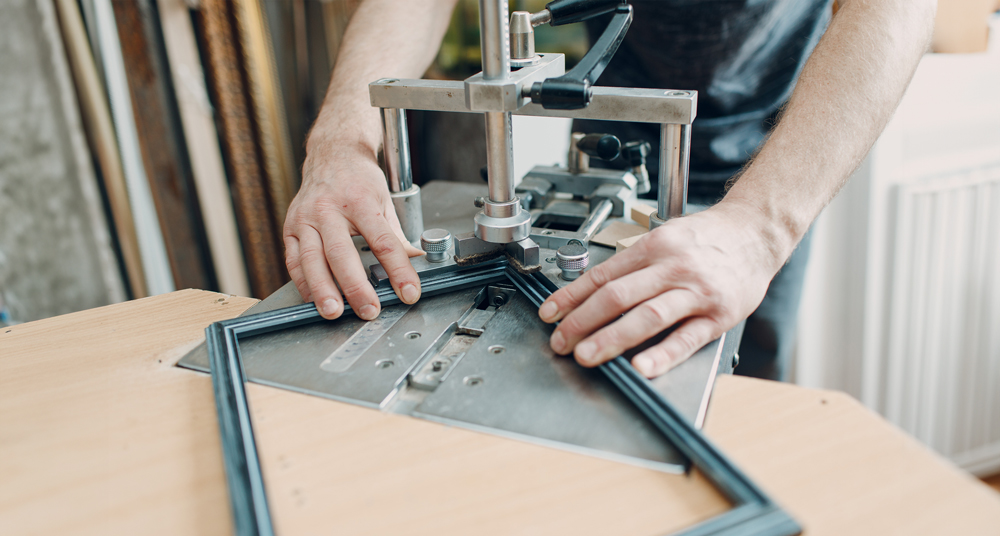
[575,0,833,200]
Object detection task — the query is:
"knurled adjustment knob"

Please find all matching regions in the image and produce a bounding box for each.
[420,228,453,263]
[556,243,589,281]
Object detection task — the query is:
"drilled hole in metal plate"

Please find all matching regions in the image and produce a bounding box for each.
[488,345,505,354]
[360,245,371,251]
[542,230,554,235]
[464,375,484,386]
[546,257,556,263]
[667,90,688,96]
[376,359,394,369]
[405,331,421,340]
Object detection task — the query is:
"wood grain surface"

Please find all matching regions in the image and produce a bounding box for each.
[156,0,251,298]
[111,0,213,291]
[197,0,286,298]
[232,0,297,231]
[55,0,147,299]
[1,290,998,535]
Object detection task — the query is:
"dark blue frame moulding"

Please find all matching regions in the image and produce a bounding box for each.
[206,259,802,536]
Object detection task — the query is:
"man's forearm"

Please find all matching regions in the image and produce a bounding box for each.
[723,0,937,265]
[306,0,459,169]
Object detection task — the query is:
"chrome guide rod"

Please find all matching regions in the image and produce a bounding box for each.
[479,0,509,79]
[578,198,614,241]
[380,107,423,243]
[485,111,515,203]
[480,0,515,204]
[380,107,412,192]
[657,122,691,223]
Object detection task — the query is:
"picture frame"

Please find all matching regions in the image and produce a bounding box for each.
[206,259,802,536]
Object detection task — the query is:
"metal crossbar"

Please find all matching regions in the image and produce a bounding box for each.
[207,259,801,536]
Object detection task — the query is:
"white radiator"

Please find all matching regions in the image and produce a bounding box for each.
[795,19,1000,476]
[879,168,1000,474]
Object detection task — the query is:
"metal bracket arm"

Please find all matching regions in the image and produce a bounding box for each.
[464,53,566,112]
[370,80,698,125]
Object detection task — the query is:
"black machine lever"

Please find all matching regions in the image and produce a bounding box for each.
[577,133,621,161]
[529,2,632,110]
[545,0,622,26]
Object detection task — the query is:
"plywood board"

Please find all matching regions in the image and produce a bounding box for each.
[616,233,643,252]
[705,375,1000,535]
[0,290,727,535]
[2,290,999,535]
[591,220,646,248]
[631,202,657,228]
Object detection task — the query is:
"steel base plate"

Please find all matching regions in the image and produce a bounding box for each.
[178,181,740,473]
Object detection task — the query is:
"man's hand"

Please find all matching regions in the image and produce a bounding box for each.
[538,202,787,378]
[537,0,935,377]
[283,147,424,321]
[280,0,458,320]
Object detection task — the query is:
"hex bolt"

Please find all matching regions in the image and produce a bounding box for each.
[556,243,589,281]
[420,228,453,263]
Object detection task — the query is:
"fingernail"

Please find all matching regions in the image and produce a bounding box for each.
[633,356,654,377]
[575,341,596,363]
[358,304,378,320]
[539,301,558,322]
[550,331,566,354]
[320,299,341,317]
[401,284,419,304]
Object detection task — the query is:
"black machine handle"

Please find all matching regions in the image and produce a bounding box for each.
[529,2,632,110]
[577,133,621,161]
[546,0,622,26]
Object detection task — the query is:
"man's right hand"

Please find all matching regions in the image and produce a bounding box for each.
[283,146,424,321]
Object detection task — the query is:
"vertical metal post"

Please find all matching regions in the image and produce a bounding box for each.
[380,107,412,192]
[652,123,690,229]
[380,107,423,244]
[485,112,514,203]
[479,0,509,80]
[480,0,515,205]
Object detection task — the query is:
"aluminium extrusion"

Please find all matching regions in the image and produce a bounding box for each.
[207,259,801,536]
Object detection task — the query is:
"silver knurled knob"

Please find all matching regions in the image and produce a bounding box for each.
[556,243,589,281]
[420,228,453,263]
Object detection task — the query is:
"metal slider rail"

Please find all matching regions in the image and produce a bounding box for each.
[208,258,801,536]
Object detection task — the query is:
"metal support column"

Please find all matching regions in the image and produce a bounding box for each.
[650,123,691,230]
[380,107,423,244]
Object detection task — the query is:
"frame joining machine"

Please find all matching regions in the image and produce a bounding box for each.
[196,2,803,535]
[374,0,692,271]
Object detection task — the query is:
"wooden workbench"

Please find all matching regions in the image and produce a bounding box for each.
[2,289,998,535]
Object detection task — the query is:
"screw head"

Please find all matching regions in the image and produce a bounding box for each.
[474,196,486,208]
[420,229,453,262]
[556,243,589,281]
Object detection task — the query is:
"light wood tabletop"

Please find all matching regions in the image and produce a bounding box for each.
[2,289,998,535]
